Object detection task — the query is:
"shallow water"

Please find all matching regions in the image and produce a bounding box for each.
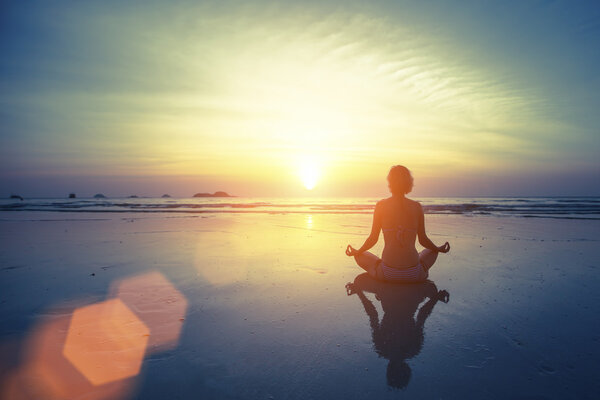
[0,212,599,399]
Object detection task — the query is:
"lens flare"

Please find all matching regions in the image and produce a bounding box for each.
[63,299,150,386]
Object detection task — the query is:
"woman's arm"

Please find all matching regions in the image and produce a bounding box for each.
[417,203,450,253]
[346,201,382,256]
[416,284,449,328]
[357,290,380,333]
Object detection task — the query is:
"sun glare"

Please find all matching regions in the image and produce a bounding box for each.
[299,159,320,190]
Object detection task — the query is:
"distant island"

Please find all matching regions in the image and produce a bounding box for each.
[193,191,233,198]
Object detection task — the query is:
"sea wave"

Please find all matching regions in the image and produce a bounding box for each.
[1,197,599,219]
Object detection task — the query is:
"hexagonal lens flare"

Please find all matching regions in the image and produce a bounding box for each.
[63,298,150,386]
[2,272,187,399]
[111,271,188,353]
[2,311,136,400]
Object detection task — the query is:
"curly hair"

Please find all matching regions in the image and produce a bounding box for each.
[387,165,413,195]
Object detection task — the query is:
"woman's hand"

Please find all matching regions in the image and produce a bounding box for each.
[345,282,356,296]
[345,244,359,257]
[437,290,450,303]
[437,242,450,253]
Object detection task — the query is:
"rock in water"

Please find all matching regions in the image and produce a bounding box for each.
[193,191,232,198]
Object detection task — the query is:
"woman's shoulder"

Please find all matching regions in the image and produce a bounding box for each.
[406,197,421,206]
[376,197,422,213]
[376,197,394,207]
[404,197,423,212]
[380,196,421,206]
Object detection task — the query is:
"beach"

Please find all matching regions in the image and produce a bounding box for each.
[2,0,599,397]
[0,209,599,399]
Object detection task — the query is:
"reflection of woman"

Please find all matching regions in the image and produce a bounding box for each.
[346,165,450,282]
[346,273,449,389]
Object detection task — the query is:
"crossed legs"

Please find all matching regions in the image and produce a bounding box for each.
[353,251,382,279]
[353,249,439,277]
[418,249,438,273]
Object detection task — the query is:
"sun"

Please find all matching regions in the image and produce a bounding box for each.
[299,158,320,190]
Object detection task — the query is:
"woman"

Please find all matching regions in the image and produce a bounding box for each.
[345,165,450,282]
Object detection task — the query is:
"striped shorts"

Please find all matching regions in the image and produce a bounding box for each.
[374,261,428,283]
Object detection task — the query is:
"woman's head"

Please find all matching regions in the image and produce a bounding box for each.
[387,165,413,196]
[386,359,411,389]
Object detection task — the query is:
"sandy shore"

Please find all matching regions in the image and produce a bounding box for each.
[0,211,599,399]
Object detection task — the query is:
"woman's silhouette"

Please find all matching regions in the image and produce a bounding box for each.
[346,165,450,282]
[346,273,449,389]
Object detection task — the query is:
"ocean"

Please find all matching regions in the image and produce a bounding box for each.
[1,197,599,219]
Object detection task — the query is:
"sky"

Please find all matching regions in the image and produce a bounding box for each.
[1,0,599,197]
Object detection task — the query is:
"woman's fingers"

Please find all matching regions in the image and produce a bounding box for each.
[346,245,358,256]
[438,290,450,303]
[345,244,353,256]
[345,282,355,295]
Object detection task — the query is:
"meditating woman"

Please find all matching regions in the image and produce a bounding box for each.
[345,165,450,282]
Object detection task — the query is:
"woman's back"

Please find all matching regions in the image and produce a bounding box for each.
[346,164,450,282]
[379,196,420,268]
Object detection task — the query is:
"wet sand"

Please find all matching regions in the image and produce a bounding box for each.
[0,212,599,399]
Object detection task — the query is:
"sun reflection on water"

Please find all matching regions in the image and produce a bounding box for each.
[305,214,313,229]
